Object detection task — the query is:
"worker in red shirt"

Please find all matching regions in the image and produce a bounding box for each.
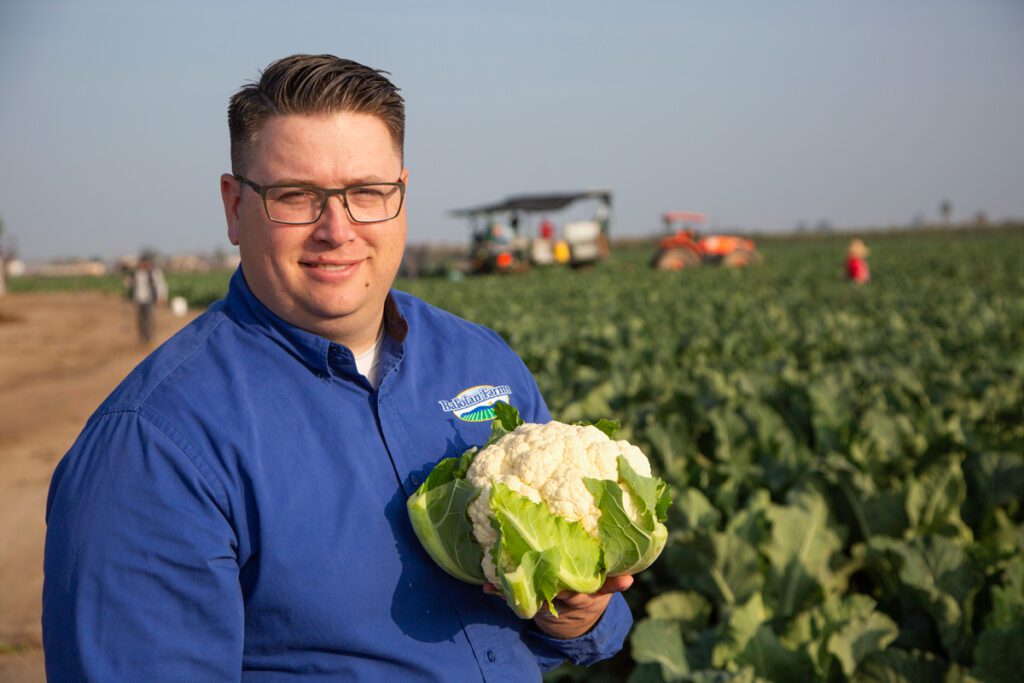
[539,218,554,240]
[846,239,870,284]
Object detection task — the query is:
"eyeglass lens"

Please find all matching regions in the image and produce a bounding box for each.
[264,185,402,224]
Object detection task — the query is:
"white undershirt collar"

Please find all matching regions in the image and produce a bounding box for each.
[352,325,385,388]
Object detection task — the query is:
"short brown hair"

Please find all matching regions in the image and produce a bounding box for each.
[227,54,405,173]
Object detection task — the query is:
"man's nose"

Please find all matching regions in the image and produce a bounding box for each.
[312,194,356,243]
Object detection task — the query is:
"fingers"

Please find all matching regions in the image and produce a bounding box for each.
[598,574,634,595]
[552,591,612,610]
[484,574,634,609]
[554,574,634,601]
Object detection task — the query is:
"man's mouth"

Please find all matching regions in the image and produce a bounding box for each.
[299,258,366,281]
[302,258,363,269]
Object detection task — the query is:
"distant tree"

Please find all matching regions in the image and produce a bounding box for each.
[940,199,952,226]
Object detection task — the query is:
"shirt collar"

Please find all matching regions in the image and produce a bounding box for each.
[224,267,408,380]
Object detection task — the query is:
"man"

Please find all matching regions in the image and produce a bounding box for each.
[43,54,632,681]
[125,252,168,343]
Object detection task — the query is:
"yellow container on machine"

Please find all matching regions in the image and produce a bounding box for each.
[553,240,571,264]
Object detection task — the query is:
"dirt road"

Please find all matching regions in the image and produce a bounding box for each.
[0,292,199,682]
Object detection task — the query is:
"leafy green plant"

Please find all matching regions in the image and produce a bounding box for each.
[403,228,1024,682]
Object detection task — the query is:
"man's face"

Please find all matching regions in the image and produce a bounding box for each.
[221,112,407,348]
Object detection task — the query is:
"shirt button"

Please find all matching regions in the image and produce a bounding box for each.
[486,650,496,662]
[410,474,422,487]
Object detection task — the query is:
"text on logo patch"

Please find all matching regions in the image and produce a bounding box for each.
[439,385,513,422]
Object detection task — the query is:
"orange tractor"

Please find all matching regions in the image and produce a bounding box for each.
[651,211,760,270]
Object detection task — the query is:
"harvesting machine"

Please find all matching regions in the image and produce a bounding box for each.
[451,190,612,274]
[651,211,760,270]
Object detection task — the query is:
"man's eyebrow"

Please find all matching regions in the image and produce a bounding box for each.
[269,173,401,187]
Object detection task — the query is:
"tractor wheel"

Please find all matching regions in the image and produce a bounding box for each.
[723,249,757,268]
[652,247,701,271]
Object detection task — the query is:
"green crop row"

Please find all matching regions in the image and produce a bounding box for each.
[403,228,1024,683]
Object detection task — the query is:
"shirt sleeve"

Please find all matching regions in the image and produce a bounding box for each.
[43,409,243,682]
[524,592,633,671]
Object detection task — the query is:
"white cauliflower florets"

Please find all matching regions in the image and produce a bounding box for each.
[465,421,652,585]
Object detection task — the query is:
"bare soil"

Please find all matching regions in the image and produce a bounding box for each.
[0,292,199,682]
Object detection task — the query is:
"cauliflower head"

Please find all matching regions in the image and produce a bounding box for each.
[465,421,653,585]
[407,404,670,619]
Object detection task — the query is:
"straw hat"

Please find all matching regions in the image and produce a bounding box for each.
[848,239,869,257]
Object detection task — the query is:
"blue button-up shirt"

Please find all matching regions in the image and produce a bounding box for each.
[43,269,631,682]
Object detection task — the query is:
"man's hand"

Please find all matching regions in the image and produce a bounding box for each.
[484,575,634,640]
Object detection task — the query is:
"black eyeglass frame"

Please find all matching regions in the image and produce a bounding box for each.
[233,174,406,225]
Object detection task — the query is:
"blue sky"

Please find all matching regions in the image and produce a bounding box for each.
[1,0,1022,261]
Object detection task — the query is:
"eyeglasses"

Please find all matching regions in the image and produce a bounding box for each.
[234,174,405,225]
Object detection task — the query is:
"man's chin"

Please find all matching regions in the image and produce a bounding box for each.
[298,298,370,327]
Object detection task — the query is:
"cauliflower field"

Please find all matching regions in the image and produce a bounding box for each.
[402,228,1024,683]
[26,229,1020,680]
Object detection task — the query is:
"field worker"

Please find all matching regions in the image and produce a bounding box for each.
[539,218,555,240]
[125,252,168,343]
[846,238,871,284]
[43,54,632,681]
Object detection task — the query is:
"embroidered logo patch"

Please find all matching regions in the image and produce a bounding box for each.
[439,385,513,422]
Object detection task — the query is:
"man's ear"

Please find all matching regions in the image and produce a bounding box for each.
[220,174,242,246]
